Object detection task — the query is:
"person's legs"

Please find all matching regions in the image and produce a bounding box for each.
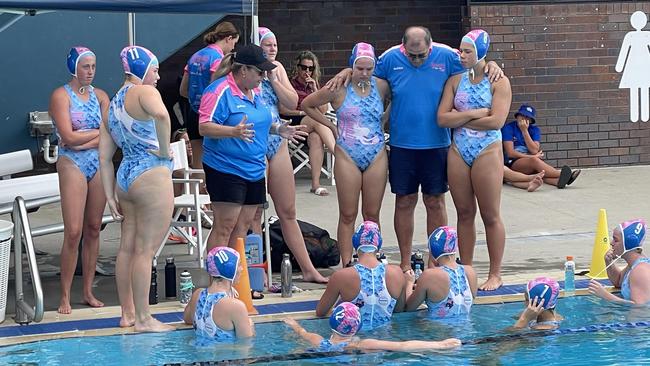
[503,166,544,192]
[268,144,328,283]
[56,157,88,314]
[421,147,450,264]
[115,187,137,327]
[209,202,243,250]
[307,132,326,193]
[360,150,388,224]
[471,146,506,291]
[447,148,477,266]
[511,157,567,187]
[333,147,363,266]
[389,147,420,271]
[80,173,106,308]
[230,204,261,248]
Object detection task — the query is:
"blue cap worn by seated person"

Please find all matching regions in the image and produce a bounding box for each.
[428,226,458,260]
[619,219,647,253]
[515,104,537,124]
[205,246,240,281]
[67,46,96,77]
[527,277,560,310]
[352,221,382,253]
[120,45,159,82]
[329,302,362,336]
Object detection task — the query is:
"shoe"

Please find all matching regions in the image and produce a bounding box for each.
[567,169,581,186]
[201,216,212,229]
[251,290,264,300]
[168,233,188,244]
[557,165,572,189]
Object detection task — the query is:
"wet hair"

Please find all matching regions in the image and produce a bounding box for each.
[204,21,240,45]
[211,53,256,81]
[290,50,321,85]
[402,26,432,46]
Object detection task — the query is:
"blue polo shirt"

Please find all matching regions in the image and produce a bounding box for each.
[186,44,224,112]
[199,74,272,181]
[375,43,464,149]
[501,121,541,161]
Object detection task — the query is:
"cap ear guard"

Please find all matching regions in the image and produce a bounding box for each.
[67,47,95,77]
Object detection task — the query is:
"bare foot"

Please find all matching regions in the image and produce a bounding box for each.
[478,276,503,291]
[120,312,136,328]
[527,176,544,192]
[57,298,72,315]
[302,271,329,284]
[83,294,105,308]
[134,316,175,333]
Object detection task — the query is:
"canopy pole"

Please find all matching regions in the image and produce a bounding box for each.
[251,0,258,45]
[127,12,135,45]
[0,13,23,33]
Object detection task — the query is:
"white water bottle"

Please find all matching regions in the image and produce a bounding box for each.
[414,264,423,281]
[564,256,575,296]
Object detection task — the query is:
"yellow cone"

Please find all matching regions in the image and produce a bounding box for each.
[233,237,259,315]
[587,209,610,279]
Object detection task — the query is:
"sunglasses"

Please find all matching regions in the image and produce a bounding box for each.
[297,64,316,72]
[408,52,428,60]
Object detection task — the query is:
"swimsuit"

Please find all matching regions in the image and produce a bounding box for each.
[259,79,283,160]
[452,72,501,166]
[56,84,101,181]
[425,265,473,318]
[108,84,173,192]
[193,290,236,343]
[335,78,385,172]
[621,257,650,302]
[316,339,349,352]
[351,263,396,330]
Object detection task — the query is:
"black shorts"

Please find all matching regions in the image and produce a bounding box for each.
[505,158,519,168]
[180,98,202,140]
[388,146,449,195]
[203,164,266,205]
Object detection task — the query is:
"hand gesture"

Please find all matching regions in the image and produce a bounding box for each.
[403,268,416,284]
[604,249,616,265]
[517,118,529,130]
[305,76,318,91]
[588,279,609,300]
[233,115,255,143]
[107,194,123,222]
[521,296,545,322]
[278,122,309,143]
[484,61,505,83]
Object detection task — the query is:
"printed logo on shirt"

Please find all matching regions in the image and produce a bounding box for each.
[431,63,446,72]
[392,66,404,71]
[236,104,246,109]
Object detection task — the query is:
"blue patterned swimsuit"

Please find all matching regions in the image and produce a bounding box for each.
[621,257,650,302]
[335,78,385,172]
[260,79,283,160]
[452,73,500,166]
[351,263,396,330]
[108,84,173,192]
[56,84,101,181]
[316,338,349,352]
[425,265,473,318]
[193,290,236,344]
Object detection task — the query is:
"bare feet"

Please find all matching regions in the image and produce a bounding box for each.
[58,298,72,314]
[134,316,175,333]
[83,294,105,308]
[527,176,544,192]
[478,275,503,291]
[120,313,136,328]
[302,271,329,284]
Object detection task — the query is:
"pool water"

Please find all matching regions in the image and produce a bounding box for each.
[2,296,650,365]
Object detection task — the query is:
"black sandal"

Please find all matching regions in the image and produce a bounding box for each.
[251,290,264,300]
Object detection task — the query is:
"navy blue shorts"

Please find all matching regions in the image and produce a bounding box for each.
[388,146,448,196]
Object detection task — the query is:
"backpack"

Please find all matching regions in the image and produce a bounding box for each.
[268,217,340,272]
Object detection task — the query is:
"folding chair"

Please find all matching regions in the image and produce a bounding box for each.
[287,109,337,186]
[154,139,212,268]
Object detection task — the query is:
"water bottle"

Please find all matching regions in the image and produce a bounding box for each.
[281,253,293,298]
[564,256,575,296]
[149,265,158,305]
[414,264,423,281]
[165,257,177,299]
[245,234,263,265]
[179,270,194,305]
[411,251,425,271]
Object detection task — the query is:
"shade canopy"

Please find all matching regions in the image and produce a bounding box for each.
[0,0,254,14]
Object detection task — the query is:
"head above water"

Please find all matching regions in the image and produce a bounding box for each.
[615,219,647,254]
[526,277,560,310]
[205,246,241,282]
[329,302,362,336]
[428,226,458,260]
[352,221,382,253]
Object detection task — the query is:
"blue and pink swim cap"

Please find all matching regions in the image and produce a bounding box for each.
[349,42,376,68]
[352,221,382,253]
[428,226,458,260]
[527,277,560,309]
[120,45,159,82]
[618,219,647,253]
[329,302,362,336]
[67,46,95,77]
[205,246,240,281]
[258,27,276,43]
[461,29,490,64]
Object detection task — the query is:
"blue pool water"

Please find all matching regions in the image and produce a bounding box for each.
[2,296,650,365]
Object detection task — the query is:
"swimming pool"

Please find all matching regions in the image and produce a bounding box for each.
[2,295,649,365]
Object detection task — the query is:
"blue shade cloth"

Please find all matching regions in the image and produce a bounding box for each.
[0,0,254,14]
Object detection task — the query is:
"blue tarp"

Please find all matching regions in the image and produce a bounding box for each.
[0,0,254,14]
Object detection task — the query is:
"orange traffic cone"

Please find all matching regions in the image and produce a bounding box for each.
[233,237,259,315]
[587,209,610,279]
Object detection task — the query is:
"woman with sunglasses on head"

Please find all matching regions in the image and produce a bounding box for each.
[199,44,306,257]
[280,51,336,196]
[50,47,110,314]
[251,28,329,283]
[303,43,391,266]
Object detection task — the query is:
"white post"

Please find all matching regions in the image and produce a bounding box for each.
[127,12,135,45]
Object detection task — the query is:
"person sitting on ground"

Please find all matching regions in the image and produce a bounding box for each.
[502,104,580,189]
[183,246,255,342]
[405,226,477,317]
[316,221,405,331]
[279,51,335,196]
[511,277,563,330]
[589,219,650,305]
[503,166,545,192]
[284,302,461,352]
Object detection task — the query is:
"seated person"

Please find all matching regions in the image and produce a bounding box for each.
[502,104,580,189]
[511,277,563,330]
[405,226,477,317]
[589,219,650,305]
[279,51,335,196]
[183,247,254,341]
[503,166,545,192]
[284,302,460,352]
[316,221,405,330]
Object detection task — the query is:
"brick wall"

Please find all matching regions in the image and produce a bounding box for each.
[470,2,650,167]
